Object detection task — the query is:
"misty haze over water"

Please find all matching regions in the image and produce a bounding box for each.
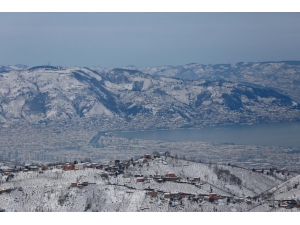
[115,122,300,148]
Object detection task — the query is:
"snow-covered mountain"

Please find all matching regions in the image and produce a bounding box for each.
[0,65,299,129]
[135,61,300,102]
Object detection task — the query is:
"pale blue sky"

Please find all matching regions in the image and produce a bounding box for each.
[1,13,300,67]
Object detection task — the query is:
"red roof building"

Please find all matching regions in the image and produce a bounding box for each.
[209,193,218,200]
[164,193,171,198]
[136,177,144,182]
[165,172,176,178]
[70,183,77,188]
[64,164,75,170]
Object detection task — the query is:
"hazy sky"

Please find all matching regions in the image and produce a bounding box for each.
[1,13,300,67]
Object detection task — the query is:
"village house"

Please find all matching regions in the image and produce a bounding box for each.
[193,177,201,182]
[179,193,186,198]
[81,162,90,169]
[42,165,48,171]
[29,166,39,171]
[165,172,176,178]
[75,163,84,170]
[280,202,288,209]
[24,163,31,168]
[89,163,100,169]
[64,163,75,170]
[0,189,11,194]
[153,174,163,180]
[164,172,180,181]
[85,163,92,168]
[70,183,77,188]
[95,164,103,169]
[246,199,252,204]
[153,175,164,182]
[209,193,218,201]
[170,192,179,198]
[164,193,171,199]
[136,177,144,182]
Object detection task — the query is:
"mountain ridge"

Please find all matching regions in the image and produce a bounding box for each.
[0,65,299,130]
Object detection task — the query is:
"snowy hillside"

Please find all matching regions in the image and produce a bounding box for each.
[1,154,298,212]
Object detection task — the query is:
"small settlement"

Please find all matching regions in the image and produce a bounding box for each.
[1,152,300,211]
